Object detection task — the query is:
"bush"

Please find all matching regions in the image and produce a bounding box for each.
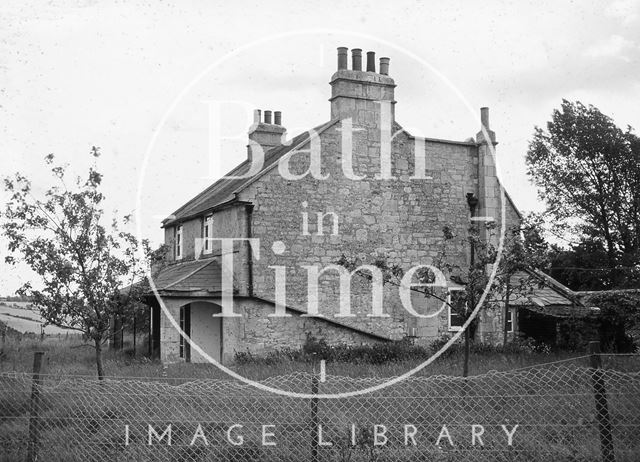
[235,334,431,365]
[233,333,554,366]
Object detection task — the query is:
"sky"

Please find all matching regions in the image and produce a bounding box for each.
[1,0,639,295]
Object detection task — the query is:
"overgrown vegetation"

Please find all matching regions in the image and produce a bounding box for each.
[0,328,575,382]
[234,333,553,366]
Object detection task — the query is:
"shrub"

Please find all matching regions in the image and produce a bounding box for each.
[235,334,431,365]
[233,333,554,366]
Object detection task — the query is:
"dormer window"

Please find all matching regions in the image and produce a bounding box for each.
[175,225,183,260]
[203,215,213,255]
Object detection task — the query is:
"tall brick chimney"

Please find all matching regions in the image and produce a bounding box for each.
[247,109,286,161]
[329,47,396,128]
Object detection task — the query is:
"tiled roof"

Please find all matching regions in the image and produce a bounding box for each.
[152,258,228,293]
[163,120,339,227]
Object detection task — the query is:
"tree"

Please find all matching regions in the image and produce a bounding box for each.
[1,148,163,379]
[336,214,550,376]
[526,100,640,289]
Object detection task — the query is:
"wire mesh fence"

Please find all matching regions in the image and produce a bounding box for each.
[1,352,639,461]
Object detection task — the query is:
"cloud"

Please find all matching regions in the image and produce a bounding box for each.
[605,0,640,25]
[583,34,637,61]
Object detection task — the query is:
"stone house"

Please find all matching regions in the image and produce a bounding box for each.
[147,47,579,364]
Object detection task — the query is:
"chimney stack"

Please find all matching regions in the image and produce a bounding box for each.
[248,109,286,160]
[476,107,496,144]
[337,47,348,70]
[480,107,490,130]
[330,46,396,127]
[352,48,362,71]
[379,57,390,75]
[366,51,376,72]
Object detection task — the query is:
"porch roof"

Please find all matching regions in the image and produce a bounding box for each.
[151,258,228,294]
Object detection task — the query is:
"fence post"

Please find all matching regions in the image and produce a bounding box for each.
[589,341,616,462]
[310,372,319,462]
[27,351,45,462]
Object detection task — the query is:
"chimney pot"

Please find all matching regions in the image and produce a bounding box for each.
[337,47,348,70]
[480,107,490,129]
[253,109,261,123]
[379,57,390,75]
[366,51,376,72]
[264,110,272,124]
[352,48,362,71]
[274,111,282,125]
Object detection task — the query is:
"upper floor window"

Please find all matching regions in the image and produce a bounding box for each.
[448,288,466,332]
[175,225,183,260]
[203,215,213,255]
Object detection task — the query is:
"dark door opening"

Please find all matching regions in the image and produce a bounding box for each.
[179,304,191,362]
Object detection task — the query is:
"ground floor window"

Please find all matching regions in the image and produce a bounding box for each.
[448,288,466,331]
[506,307,515,333]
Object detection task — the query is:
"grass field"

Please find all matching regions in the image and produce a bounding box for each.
[0,301,76,335]
[1,322,638,461]
[0,323,586,381]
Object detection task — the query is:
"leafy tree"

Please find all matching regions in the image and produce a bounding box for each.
[337,213,550,376]
[440,217,550,373]
[579,290,640,352]
[526,100,640,289]
[1,148,163,379]
[548,239,639,291]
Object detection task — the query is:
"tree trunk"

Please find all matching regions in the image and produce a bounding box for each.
[132,314,136,357]
[503,281,511,346]
[94,339,105,380]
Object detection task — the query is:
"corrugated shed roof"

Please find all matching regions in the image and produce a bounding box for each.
[506,269,576,307]
[505,269,600,318]
[163,120,338,227]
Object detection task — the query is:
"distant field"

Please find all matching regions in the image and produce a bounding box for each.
[0,302,76,335]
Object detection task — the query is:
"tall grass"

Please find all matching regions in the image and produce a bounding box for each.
[0,327,585,382]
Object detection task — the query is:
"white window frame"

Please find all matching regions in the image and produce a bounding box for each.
[505,307,515,333]
[175,225,183,260]
[447,287,465,332]
[203,215,213,255]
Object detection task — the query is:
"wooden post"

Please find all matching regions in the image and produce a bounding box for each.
[132,313,137,357]
[1,323,6,356]
[589,341,616,462]
[27,351,45,462]
[310,373,319,462]
[148,305,152,357]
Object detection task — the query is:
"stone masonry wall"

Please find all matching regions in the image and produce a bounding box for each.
[238,119,480,344]
[159,297,382,364]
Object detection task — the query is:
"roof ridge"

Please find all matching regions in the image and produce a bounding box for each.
[163,119,338,227]
[224,119,340,196]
